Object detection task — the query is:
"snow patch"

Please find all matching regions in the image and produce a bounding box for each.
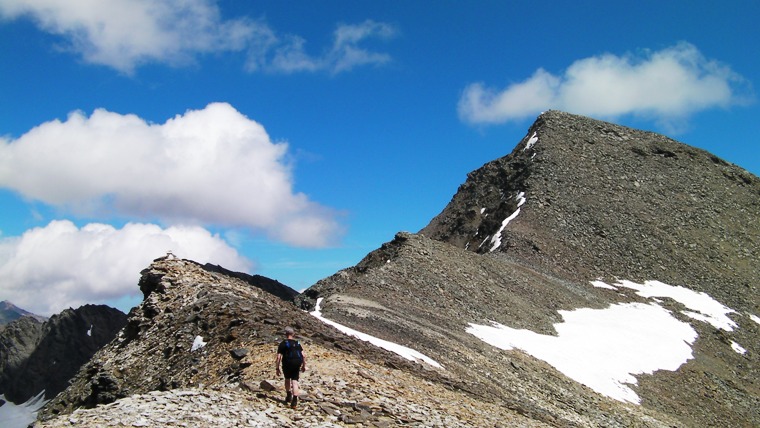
[591,280,617,290]
[310,298,442,368]
[0,391,48,428]
[87,325,93,337]
[524,132,538,151]
[599,280,737,331]
[468,302,696,404]
[469,279,742,404]
[489,192,526,252]
[731,341,747,355]
[191,335,207,351]
[749,314,760,326]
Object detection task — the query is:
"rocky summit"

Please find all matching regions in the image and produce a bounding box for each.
[34,111,759,427]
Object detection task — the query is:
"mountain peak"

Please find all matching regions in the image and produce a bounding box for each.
[0,301,47,326]
[422,111,759,312]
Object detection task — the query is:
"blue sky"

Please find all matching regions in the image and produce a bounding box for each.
[0,1,757,316]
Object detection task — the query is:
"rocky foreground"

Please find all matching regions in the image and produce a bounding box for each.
[36,346,546,427]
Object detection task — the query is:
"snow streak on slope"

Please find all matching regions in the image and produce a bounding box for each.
[310,298,442,368]
[523,132,538,151]
[468,280,742,404]
[750,314,760,325]
[489,191,526,252]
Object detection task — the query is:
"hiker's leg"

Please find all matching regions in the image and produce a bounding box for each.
[291,379,299,396]
[284,378,291,393]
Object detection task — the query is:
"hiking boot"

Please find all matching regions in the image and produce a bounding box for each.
[284,392,292,404]
[290,396,298,409]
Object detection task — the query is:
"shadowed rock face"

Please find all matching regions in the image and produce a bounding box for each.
[0,305,127,403]
[0,316,45,395]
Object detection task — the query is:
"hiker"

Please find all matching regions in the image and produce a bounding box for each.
[275,326,307,408]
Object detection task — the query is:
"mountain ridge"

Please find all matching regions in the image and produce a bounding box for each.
[31,111,760,427]
[0,301,47,327]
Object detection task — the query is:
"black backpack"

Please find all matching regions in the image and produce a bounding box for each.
[283,339,303,361]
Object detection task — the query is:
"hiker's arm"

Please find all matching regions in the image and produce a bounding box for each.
[275,353,282,375]
[301,353,307,372]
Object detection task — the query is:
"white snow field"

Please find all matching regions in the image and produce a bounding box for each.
[468,279,748,404]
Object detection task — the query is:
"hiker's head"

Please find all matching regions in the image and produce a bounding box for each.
[284,326,295,337]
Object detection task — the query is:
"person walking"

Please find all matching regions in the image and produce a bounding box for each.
[275,326,307,408]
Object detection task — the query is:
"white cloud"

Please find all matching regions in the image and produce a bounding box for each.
[0,1,396,74]
[0,220,251,316]
[258,20,397,74]
[0,0,256,74]
[0,102,342,247]
[459,42,752,128]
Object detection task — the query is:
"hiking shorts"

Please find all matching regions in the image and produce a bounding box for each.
[282,360,302,380]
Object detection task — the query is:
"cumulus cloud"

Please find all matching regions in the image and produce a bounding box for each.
[0,0,396,74]
[459,42,753,128]
[0,0,255,73]
[0,102,342,247]
[0,220,251,316]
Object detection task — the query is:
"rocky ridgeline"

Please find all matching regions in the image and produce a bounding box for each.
[38,347,544,427]
[36,256,542,427]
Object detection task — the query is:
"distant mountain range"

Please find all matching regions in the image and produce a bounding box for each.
[0,301,47,326]
[26,111,760,427]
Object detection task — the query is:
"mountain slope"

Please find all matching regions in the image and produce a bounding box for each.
[297,111,759,427]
